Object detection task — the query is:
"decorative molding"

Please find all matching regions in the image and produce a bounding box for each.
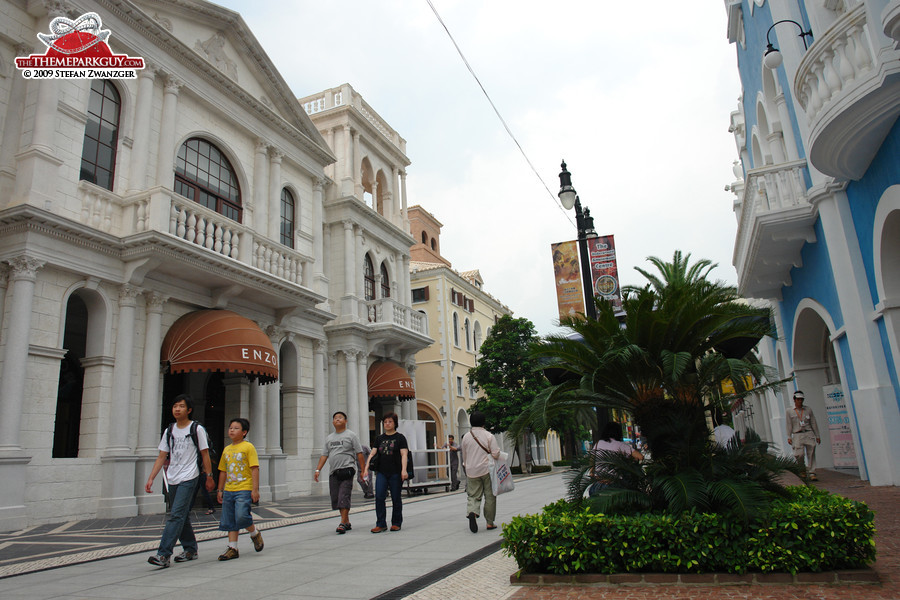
[194,32,238,82]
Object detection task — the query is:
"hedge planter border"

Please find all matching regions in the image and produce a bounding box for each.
[509,568,879,587]
[502,487,876,577]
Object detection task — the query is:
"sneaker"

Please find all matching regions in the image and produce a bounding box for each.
[252,531,264,552]
[173,551,198,562]
[218,547,239,561]
[468,512,478,533]
[148,554,170,568]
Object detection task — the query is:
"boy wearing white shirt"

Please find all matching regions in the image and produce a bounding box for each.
[144,394,215,568]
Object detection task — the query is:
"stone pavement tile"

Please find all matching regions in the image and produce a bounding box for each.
[404,550,519,600]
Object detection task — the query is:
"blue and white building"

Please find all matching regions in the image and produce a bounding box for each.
[724,0,900,486]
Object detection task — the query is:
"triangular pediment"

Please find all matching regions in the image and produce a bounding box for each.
[129,0,331,161]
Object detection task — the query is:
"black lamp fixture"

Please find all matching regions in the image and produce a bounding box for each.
[557,160,597,320]
[763,19,814,69]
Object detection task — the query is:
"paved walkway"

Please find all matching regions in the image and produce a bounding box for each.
[0,472,564,599]
[1,468,896,599]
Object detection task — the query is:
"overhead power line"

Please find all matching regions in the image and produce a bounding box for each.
[424,0,574,225]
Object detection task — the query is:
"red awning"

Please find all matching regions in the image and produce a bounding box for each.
[368,361,415,399]
[161,309,278,384]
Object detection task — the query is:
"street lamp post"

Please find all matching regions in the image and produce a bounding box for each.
[558,161,597,320]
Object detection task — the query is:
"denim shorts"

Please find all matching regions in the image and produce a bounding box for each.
[219,490,253,531]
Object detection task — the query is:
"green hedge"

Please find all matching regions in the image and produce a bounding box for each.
[531,465,552,473]
[501,486,874,575]
[552,460,571,467]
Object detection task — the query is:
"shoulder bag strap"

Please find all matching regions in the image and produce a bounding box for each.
[470,431,492,455]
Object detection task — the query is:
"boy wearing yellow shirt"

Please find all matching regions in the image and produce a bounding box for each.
[216,418,263,560]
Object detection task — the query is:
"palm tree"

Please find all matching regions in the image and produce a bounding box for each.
[522,251,799,518]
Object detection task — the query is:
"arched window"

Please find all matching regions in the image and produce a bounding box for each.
[364,255,375,301]
[453,313,459,346]
[421,231,427,244]
[80,79,120,191]
[431,238,436,250]
[174,138,242,222]
[280,188,295,248]
[465,318,471,351]
[380,263,390,298]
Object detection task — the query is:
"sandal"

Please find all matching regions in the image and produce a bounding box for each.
[336,523,348,534]
[205,509,215,515]
[808,473,818,481]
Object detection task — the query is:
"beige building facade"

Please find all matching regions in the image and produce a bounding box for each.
[408,206,510,446]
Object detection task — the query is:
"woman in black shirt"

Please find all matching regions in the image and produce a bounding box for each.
[363,412,409,532]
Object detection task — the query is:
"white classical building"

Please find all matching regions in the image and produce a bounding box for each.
[723,0,900,485]
[0,0,430,530]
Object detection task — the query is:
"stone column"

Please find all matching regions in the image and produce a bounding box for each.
[98,284,142,518]
[774,94,800,161]
[342,220,356,318]
[266,364,288,499]
[370,179,379,212]
[266,327,283,455]
[313,177,327,297]
[400,169,409,232]
[323,128,335,180]
[268,148,283,240]
[249,379,271,500]
[156,76,181,187]
[128,67,157,193]
[328,352,339,418]
[136,293,167,514]
[352,131,362,199]
[0,256,43,451]
[0,257,42,531]
[357,353,369,444]
[345,350,359,441]
[313,340,327,451]
[0,45,29,202]
[341,124,353,196]
[252,140,268,232]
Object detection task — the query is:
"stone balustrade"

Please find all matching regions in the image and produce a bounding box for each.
[795,3,872,124]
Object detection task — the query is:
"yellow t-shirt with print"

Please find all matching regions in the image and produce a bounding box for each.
[218,440,259,492]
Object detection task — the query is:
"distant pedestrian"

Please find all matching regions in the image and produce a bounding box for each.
[314,411,366,534]
[363,412,409,533]
[442,435,461,491]
[145,394,216,568]
[216,418,264,560]
[787,390,821,481]
[460,412,500,533]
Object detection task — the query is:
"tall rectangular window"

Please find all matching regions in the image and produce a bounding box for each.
[79,80,120,191]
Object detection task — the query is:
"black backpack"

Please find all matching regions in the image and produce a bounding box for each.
[166,421,216,474]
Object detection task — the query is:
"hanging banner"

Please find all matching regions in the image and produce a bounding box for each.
[586,235,623,313]
[823,384,857,468]
[551,241,585,321]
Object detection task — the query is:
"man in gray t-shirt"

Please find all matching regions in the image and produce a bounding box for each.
[314,411,365,534]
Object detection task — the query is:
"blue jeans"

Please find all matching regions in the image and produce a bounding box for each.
[157,476,199,557]
[219,490,254,531]
[375,472,403,528]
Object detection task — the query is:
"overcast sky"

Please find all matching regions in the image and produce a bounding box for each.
[218,0,743,336]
